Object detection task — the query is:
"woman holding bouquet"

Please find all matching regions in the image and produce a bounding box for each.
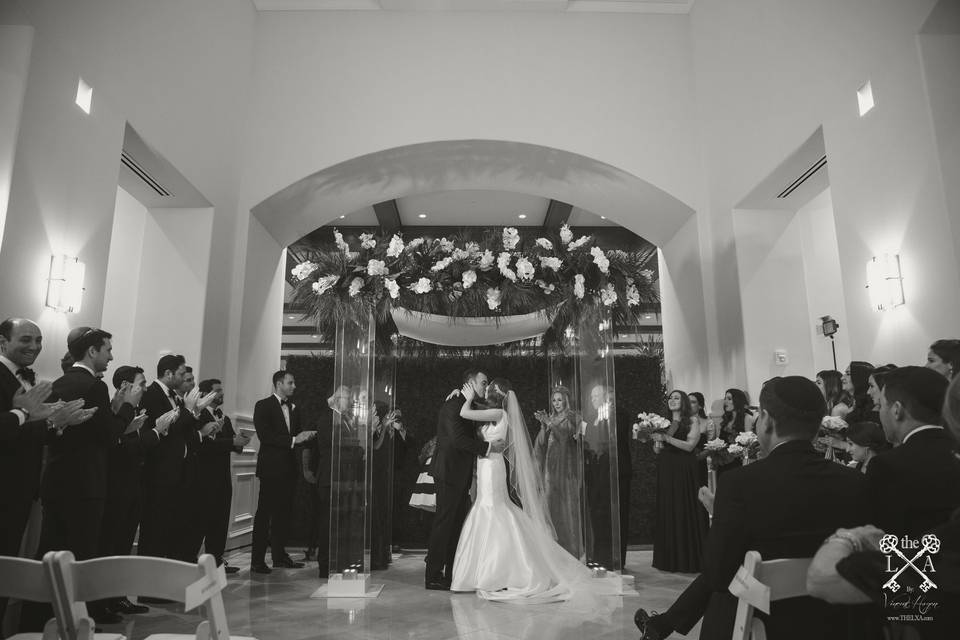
[716,388,756,474]
[650,390,709,572]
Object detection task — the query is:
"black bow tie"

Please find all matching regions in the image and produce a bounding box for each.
[279,399,289,406]
[169,390,183,406]
[214,408,223,419]
[16,368,36,385]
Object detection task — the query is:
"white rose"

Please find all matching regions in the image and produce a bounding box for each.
[431,257,453,272]
[568,235,591,251]
[479,250,495,270]
[384,278,400,299]
[590,247,610,274]
[312,275,339,296]
[366,259,388,276]
[560,224,573,245]
[439,238,455,253]
[497,252,516,282]
[462,270,477,289]
[407,238,425,251]
[452,248,471,261]
[502,227,520,251]
[387,234,405,258]
[540,256,562,272]
[486,287,502,310]
[360,233,376,250]
[465,242,481,257]
[348,277,364,298]
[409,277,433,294]
[536,238,553,250]
[515,257,535,281]
[600,283,617,306]
[291,261,318,281]
[573,274,585,300]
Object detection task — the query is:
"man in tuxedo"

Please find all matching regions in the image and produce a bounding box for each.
[251,370,316,574]
[636,376,869,640]
[99,365,156,615]
[140,354,216,563]
[192,378,249,573]
[425,370,505,590]
[869,365,960,538]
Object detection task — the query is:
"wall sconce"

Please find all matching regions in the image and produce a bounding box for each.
[866,253,904,312]
[45,254,85,313]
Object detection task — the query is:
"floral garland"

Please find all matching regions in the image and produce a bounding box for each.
[290,224,658,343]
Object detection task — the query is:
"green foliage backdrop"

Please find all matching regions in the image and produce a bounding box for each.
[286,353,664,546]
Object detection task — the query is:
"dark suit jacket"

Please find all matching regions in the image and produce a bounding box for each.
[0,366,52,504]
[254,395,302,480]
[141,381,201,488]
[303,407,333,489]
[107,419,160,499]
[42,366,135,502]
[432,395,488,492]
[700,440,870,640]
[866,427,960,538]
[197,408,241,485]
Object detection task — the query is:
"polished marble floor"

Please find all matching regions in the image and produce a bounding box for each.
[104,549,701,640]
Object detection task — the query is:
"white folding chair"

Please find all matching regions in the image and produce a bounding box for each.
[728,551,812,640]
[47,552,256,640]
[0,551,64,640]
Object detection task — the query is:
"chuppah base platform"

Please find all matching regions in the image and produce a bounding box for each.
[311,573,385,599]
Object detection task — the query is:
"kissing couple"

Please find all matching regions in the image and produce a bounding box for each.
[424,370,599,604]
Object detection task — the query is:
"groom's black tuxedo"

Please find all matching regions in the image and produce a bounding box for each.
[426,394,490,583]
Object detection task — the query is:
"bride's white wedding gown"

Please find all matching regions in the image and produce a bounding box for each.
[450,415,594,604]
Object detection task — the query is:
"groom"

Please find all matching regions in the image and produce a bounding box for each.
[425,369,505,590]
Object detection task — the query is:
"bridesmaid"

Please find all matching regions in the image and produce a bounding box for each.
[688,392,715,486]
[533,387,584,560]
[717,388,756,473]
[651,390,709,572]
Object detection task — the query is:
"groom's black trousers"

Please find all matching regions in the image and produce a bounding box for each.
[425,480,470,580]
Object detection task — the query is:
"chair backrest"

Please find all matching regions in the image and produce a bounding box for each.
[728,551,813,640]
[48,552,231,640]
[0,552,67,639]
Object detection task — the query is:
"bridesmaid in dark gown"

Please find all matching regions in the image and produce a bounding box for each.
[651,390,709,573]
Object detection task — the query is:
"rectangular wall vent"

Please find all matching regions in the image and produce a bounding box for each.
[777,154,827,199]
[120,150,171,197]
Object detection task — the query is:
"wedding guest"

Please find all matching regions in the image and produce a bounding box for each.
[815,370,845,415]
[927,338,960,379]
[636,376,868,640]
[865,363,897,411]
[409,436,438,513]
[716,388,755,474]
[192,378,249,572]
[839,361,876,423]
[688,392,715,442]
[251,370,315,574]
[533,386,584,559]
[844,421,889,474]
[650,390,708,572]
[867,365,960,538]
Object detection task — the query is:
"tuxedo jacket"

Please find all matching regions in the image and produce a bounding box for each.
[42,367,135,503]
[432,395,487,492]
[303,407,334,489]
[197,407,241,484]
[700,440,870,640]
[141,381,201,488]
[0,366,51,505]
[107,417,160,499]
[866,427,960,538]
[253,395,302,480]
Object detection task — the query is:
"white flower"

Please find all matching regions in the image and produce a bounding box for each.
[291,261,318,281]
[590,247,610,274]
[626,284,640,307]
[312,275,338,296]
[600,283,617,306]
[540,256,562,272]
[735,431,758,447]
[536,279,556,294]
[502,227,520,251]
[640,268,654,280]
[727,443,744,456]
[348,277,364,297]
[478,250,495,270]
[360,233,376,250]
[431,257,453,272]
[560,224,573,245]
[536,238,553,250]
[387,234,405,258]
[409,277,433,294]
[573,274,585,299]
[568,235,591,251]
[452,248,471,261]
[465,241,481,257]
[515,257,535,281]
[704,438,727,452]
[384,278,400,299]
[407,238,425,251]
[497,252,516,282]
[486,287,502,310]
[821,416,848,433]
[462,270,477,289]
[333,228,350,253]
[439,237,455,253]
[366,259,388,276]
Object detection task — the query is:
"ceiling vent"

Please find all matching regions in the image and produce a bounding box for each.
[777,154,827,199]
[120,150,171,197]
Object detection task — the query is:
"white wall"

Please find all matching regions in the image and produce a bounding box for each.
[101,186,147,368]
[692,0,960,373]
[0,25,32,246]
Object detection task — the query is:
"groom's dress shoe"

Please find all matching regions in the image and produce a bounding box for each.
[273,556,305,569]
[634,609,668,640]
[425,578,450,591]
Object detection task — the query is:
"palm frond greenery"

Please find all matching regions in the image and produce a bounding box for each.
[290,225,659,351]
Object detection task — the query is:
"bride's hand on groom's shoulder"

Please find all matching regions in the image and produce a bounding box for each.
[445,389,461,401]
[460,383,475,402]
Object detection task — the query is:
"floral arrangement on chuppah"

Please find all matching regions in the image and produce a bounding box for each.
[289,224,658,347]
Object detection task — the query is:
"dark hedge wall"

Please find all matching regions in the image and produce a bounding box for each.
[286,353,664,547]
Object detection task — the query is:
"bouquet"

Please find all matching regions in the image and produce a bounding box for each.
[820,416,848,436]
[728,431,760,463]
[632,412,672,441]
[817,415,849,462]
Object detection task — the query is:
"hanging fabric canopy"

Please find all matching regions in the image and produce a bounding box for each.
[390,307,555,346]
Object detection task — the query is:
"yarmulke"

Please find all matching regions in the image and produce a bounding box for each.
[763,376,827,418]
[112,365,139,390]
[885,366,948,417]
[66,326,93,348]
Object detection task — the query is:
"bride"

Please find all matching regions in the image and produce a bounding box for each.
[450,377,595,604]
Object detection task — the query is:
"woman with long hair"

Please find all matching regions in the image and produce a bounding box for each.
[840,361,876,423]
[928,339,960,379]
[717,388,756,473]
[816,370,845,415]
[533,386,584,559]
[651,390,709,572]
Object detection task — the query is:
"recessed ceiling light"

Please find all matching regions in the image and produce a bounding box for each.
[600,216,606,220]
[339,215,345,219]
[287,315,295,319]
[518,214,527,219]
[418,213,427,219]
[311,334,318,339]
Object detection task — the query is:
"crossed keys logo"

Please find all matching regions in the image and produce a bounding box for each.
[880,534,941,593]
